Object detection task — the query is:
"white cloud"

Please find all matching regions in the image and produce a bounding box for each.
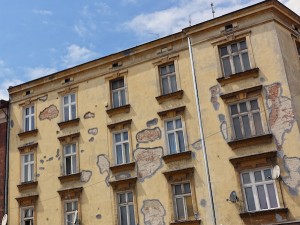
[74,22,89,38]
[26,67,57,80]
[280,0,300,15]
[61,44,98,68]
[0,60,14,78]
[33,9,53,15]
[0,79,23,100]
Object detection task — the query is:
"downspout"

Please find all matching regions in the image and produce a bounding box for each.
[4,100,10,216]
[187,36,217,225]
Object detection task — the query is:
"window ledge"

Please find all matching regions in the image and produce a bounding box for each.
[17,181,38,191]
[157,106,186,118]
[170,219,201,225]
[109,176,137,191]
[162,151,192,163]
[228,133,273,149]
[18,129,38,139]
[58,172,82,183]
[240,208,288,222]
[57,118,80,129]
[110,162,136,174]
[163,167,194,182]
[156,90,184,104]
[106,104,131,117]
[217,68,259,86]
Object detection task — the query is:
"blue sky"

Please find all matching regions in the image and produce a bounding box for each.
[0,0,299,99]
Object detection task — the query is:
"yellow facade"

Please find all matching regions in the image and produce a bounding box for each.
[7,0,300,225]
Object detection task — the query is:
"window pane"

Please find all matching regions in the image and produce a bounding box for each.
[129,205,135,225]
[30,164,34,181]
[66,202,72,212]
[24,165,29,182]
[169,64,175,73]
[174,185,182,195]
[264,169,272,180]
[72,155,77,173]
[222,57,232,76]
[31,116,34,130]
[65,145,71,155]
[119,194,126,204]
[115,133,121,142]
[240,40,247,50]
[127,192,133,202]
[175,119,182,128]
[25,108,29,115]
[120,206,127,225]
[257,185,268,209]
[123,131,128,141]
[162,77,169,95]
[250,100,259,110]
[71,105,76,119]
[64,96,69,105]
[160,66,167,75]
[113,92,119,108]
[245,187,256,211]
[254,171,262,182]
[184,183,191,193]
[124,143,130,163]
[242,173,251,184]
[31,106,34,114]
[220,47,228,56]
[230,105,238,115]
[116,145,123,164]
[167,121,174,131]
[177,131,185,153]
[64,106,69,121]
[267,184,278,208]
[242,115,251,138]
[231,43,238,53]
[253,112,264,135]
[25,118,29,131]
[239,102,247,112]
[170,75,177,93]
[71,94,75,102]
[233,117,243,139]
[242,52,251,71]
[175,198,185,220]
[121,89,126,106]
[186,196,194,219]
[168,133,176,154]
[71,145,76,154]
[66,156,72,175]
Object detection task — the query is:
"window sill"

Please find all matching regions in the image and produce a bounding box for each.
[58,172,81,183]
[18,129,38,139]
[170,219,201,225]
[57,118,80,129]
[163,167,194,182]
[156,90,184,104]
[110,162,136,173]
[217,68,259,86]
[17,181,38,191]
[228,133,273,149]
[240,208,288,223]
[162,151,192,163]
[106,104,131,117]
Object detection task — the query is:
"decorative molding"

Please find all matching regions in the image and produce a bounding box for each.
[217,68,259,86]
[109,177,137,191]
[163,167,194,182]
[17,181,38,192]
[58,172,82,183]
[220,85,262,103]
[170,219,201,225]
[107,119,132,130]
[16,194,39,207]
[157,106,186,118]
[162,151,192,163]
[156,90,184,104]
[18,129,38,139]
[110,162,136,174]
[106,104,131,117]
[18,143,38,153]
[228,133,273,149]
[57,118,80,129]
[240,208,288,223]
[57,187,83,200]
[57,132,80,143]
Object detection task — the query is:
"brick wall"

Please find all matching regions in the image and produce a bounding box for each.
[0,121,7,219]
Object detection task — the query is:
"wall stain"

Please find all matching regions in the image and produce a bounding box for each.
[40,159,44,164]
[46,157,53,162]
[39,104,59,121]
[38,95,48,102]
[89,137,94,142]
[209,84,221,111]
[84,111,95,119]
[282,156,300,195]
[39,167,45,170]
[95,214,101,219]
[96,154,111,186]
[218,114,228,141]
[192,139,202,150]
[141,199,166,225]
[146,118,158,127]
[200,199,207,207]
[136,127,161,143]
[88,128,98,135]
[81,170,92,183]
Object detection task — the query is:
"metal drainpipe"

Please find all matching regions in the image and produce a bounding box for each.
[4,100,10,216]
[187,36,217,225]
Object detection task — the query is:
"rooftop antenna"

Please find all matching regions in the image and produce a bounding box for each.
[189,14,192,26]
[211,2,215,19]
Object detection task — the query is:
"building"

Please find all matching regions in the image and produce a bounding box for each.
[0,100,9,220]
[7,0,300,224]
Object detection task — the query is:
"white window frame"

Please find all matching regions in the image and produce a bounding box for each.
[165,117,187,155]
[111,78,127,108]
[64,199,78,225]
[241,167,280,212]
[117,191,135,225]
[113,130,130,165]
[21,152,34,183]
[23,105,35,132]
[20,206,34,225]
[63,93,76,121]
[63,144,77,175]
[229,98,265,140]
[219,39,251,77]
[173,182,193,221]
[159,62,177,95]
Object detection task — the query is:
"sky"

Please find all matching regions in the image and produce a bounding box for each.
[0,0,299,100]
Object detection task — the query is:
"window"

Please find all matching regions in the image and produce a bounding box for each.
[117,192,135,225]
[173,182,194,221]
[219,40,251,76]
[64,200,78,225]
[21,206,34,225]
[230,99,264,140]
[64,144,77,175]
[241,168,279,212]
[296,41,300,58]
[24,105,35,132]
[165,118,186,154]
[63,93,76,121]
[22,153,34,183]
[114,131,130,165]
[111,78,126,108]
[159,62,177,95]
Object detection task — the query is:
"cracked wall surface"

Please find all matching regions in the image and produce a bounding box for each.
[96,154,111,186]
[81,170,92,183]
[141,199,165,225]
[39,105,59,120]
[136,127,161,143]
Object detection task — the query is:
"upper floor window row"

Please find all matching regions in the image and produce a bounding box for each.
[63,93,76,121]
[111,78,127,109]
[159,62,177,95]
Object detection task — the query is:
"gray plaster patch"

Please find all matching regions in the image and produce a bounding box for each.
[275,214,283,222]
[40,159,44,164]
[220,121,228,141]
[84,111,95,119]
[282,156,300,195]
[95,214,101,219]
[96,154,111,186]
[46,157,53,162]
[200,199,206,207]
[10,120,14,128]
[38,95,48,102]
[81,170,92,183]
[141,199,165,225]
[89,137,94,142]
[39,167,45,170]
[136,127,161,143]
[192,139,202,150]
[209,84,221,111]
[133,147,163,182]
[39,104,59,121]
[146,118,158,127]
[218,114,225,122]
[88,128,98,135]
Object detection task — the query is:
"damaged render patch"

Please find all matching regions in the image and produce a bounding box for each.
[96,154,111,186]
[209,84,221,111]
[192,139,202,150]
[88,128,98,135]
[136,127,161,143]
[146,118,158,127]
[84,111,95,119]
[89,137,94,142]
[81,170,92,183]
[38,95,48,102]
[282,156,300,195]
[39,105,59,121]
[141,199,166,225]
[218,114,228,141]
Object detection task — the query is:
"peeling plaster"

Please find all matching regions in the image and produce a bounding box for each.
[55,149,60,158]
[39,167,45,170]
[209,84,221,111]
[134,147,163,182]
[81,170,92,183]
[192,139,202,150]
[282,156,300,195]
[84,111,95,119]
[40,159,44,164]
[38,95,48,102]
[39,105,59,121]
[89,137,94,142]
[46,157,53,162]
[141,199,166,225]
[95,214,101,219]
[265,83,295,150]
[96,154,111,186]
[218,114,228,141]
[136,127,161,143]
[146,118,158,127]
[88,128,98,135]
